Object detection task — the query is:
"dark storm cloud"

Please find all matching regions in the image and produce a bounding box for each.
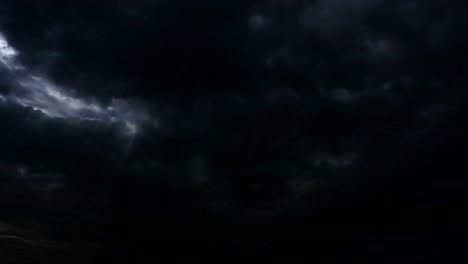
[0,98,134,209]
[0,0,468,224]
[0,0,262,100]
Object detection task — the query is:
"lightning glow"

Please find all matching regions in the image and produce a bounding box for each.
[0,33,18,69]
[0,31,143,139]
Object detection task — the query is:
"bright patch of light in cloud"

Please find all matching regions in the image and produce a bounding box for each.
[14,75,110,121]
[0,33,18,69]
[0,30,145,137]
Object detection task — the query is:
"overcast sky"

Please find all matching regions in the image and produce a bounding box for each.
[0,0,468,262]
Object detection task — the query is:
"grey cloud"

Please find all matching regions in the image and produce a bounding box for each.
[0,1,467,258]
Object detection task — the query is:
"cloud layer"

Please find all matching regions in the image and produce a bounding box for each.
[0,0,467,259]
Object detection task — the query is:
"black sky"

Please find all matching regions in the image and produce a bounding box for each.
[1,0,468,262]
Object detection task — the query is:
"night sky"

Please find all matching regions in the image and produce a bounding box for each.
[1,0,468,262]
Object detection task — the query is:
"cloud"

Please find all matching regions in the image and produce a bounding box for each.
[0,2,467,256]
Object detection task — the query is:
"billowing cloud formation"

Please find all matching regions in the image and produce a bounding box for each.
[0,29,147,239]
[0,33,144,134]
[0,0,467,260]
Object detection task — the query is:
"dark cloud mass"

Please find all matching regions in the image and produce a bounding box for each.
[0,0,468,262]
